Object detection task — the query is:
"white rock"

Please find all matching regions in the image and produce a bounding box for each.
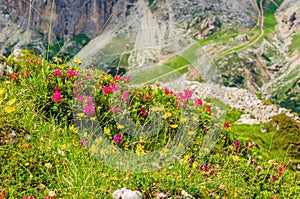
[112,188,143,199]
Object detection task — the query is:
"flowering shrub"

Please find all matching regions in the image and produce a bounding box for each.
[1,52,299,198]
[71,71,218,160]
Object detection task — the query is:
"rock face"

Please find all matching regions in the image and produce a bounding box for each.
[0,0,257,58]
[159,75,299,124]
[1,0,115,41]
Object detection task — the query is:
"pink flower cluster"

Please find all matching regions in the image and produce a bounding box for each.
[67,70,79,78]
[52,86,62,102]
[53,69,62,77]
[102,84,119,94]
[113,134,122,145]
[177,90,193,102]
[52,69,79,78]
[82,97,95,115]
[194,98,203,108]
[28,58,42,63]
[122,91,130,101]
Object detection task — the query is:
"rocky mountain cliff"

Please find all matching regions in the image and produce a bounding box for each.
[0,0,299,116]
[0,0,115,56]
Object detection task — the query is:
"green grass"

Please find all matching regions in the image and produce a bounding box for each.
[0,51,299,198]
[289,34,300,53]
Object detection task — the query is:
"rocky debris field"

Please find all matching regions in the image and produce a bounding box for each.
[159,75,299,124]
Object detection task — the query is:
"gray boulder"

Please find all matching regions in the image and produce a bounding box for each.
[112,187,143,199]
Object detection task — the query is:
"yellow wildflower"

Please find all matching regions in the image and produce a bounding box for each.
[188,131,195,136]
[69,125,78,134]
[232,155,240,162]
[7,98,16,105]
[110,177,119,181]
[53,56,62,63]
[170,124,178,129]
[180,117,188,123]
[124,142,129,151]
[192,161,198,168]
[76,113,85,118]
[90,117,97,121]
[152,106,164,112]
[60,144,67,151]
[136,143,145,155]
[73,57,82,65]
[0,88,5,96]
[117,124,124,130]
[159,148,170,157]
[104,127,111,136]
[162,112,172,119]
[89,144,98,154]
[45,163,52,169]
[183,154,190,164]
[199,185,206,189]
[4,106,16,113]
[268,159,275,165]
[95,136,103,144]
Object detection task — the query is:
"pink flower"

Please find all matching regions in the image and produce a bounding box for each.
[194,98,203,108]
[77,94,84,102]
[206,105,211,112]
[164,88,174,95]
[82,105,95,115]
[113,75,122,81]
[272,176,278,181]
[224,122,230,129]
[72,88,77,94]
[257,166,262,172]
[52,91,62,102]
[86,74,94,80]
[139,107,147,115]
[67,70,78,78]
[113,134,122,145]
[234,141,241,147]
[209,168,218,175]
[177,90,193,102]
[35,58,42,63]
[184,90,193,99]
[77,82,84,87]
[53,69,62,77]
[86,97,93,105]
[121,75,130,81]
[80,139,88,147]
[111,84,119,92]
[54,86,59,92]
[246,142,255,148]
[103,86,111,94]
[1,189,6,196]
[9,74,18,79]
[276,166,285,175]
[28,58,34,63]
[122,91,130,101]
[110,107,120,112]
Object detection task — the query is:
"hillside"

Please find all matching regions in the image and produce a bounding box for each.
[0,0,300,114]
